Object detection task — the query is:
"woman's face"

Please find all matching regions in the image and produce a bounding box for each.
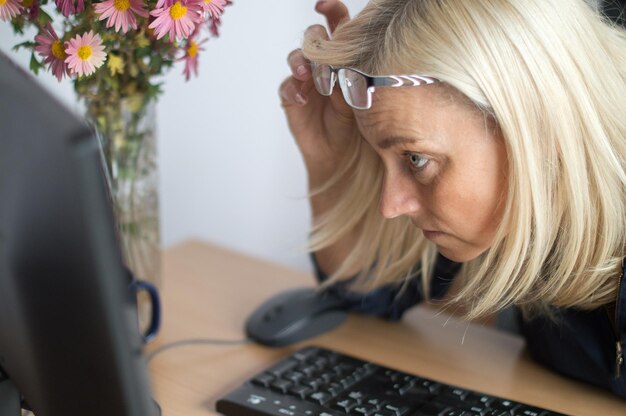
[354,86,508,262]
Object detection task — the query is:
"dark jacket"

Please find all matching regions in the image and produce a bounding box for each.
[312,254,626,397]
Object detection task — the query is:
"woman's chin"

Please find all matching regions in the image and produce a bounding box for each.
[436,245,486,263]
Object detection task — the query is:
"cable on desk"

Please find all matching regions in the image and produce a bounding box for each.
[145,337,252,363]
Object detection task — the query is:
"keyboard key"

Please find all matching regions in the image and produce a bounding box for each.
[332,398,358,413]
[251,373,275,388]
[309,391,333,405]
[511,406,545,416]
[298,365,319,377]
[288,385,313,399]
[293,347,320,362]
[347,390,367,404]
[270,379,293,394]
[441,411,471,416]
[327,384,345,397]
[338,376,357,388]
[382,401,410,416]
[335,363,357,376]
[283,371,305,383]
[461,403,489,414]
[483,410,513,416]
[465,393,493,406]
[414,379,441,393]
[364,397,386,409]
[267,360,299,377]
[412,402,449,416]
[440,387,469,401]
[352,404,378,416]
[306,378,326,392]
[313,357,330,370]
[491,399,519,412]
[371,411,396,416]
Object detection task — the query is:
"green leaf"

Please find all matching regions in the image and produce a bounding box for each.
[37,9,53,26]
[12,41,36,52]
[29,53,41,75]
[10,19,25,35]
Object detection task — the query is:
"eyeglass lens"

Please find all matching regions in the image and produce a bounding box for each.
[338,68,369,110]
[312,63,335,96]
[311,63,371,109]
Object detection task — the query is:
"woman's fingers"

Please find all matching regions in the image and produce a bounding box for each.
[279,76,308,107]
[287,49,310,82]
[315,0,350,33]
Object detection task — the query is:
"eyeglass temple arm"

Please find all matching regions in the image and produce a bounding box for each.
[371,75,440,88]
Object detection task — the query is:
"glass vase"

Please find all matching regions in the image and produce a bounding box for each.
[84,94,161,334]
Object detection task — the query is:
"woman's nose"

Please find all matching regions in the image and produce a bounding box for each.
[379,174,421,219]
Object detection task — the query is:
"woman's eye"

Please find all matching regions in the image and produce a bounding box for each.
[407,152,429,170]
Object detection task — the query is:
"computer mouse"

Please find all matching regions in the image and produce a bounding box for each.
[245,287,349,347]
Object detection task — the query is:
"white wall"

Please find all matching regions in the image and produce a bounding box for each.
[0,0,369,272]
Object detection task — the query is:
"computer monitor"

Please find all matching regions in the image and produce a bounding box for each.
[0,51,159,415]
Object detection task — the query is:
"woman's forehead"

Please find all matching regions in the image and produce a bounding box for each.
[355,87,458,134]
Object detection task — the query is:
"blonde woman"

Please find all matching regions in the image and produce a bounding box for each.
[280,0,626,397]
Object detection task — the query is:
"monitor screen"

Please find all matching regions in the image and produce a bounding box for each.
[0,51,159,416]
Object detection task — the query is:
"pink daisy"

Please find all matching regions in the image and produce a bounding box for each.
[94,0,148,33]
[149,0,202,41]
[64,31,107,77]
[55,0,84,16]
[0,0,23,21]
[34,24,70,82]
[178,36,206,80]
[201,0,226,19]
[208,0,230,36]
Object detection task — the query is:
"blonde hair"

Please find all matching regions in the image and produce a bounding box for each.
[303,0,626,319]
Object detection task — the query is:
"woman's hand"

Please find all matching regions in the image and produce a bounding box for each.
[280,1,363,277]
[279,0,354,189]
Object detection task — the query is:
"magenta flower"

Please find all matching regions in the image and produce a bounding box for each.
[20,0,38,20]
[149,0,202,41]
[201,0,226,19]
[0,0,23,21]
[208,0,230,36]
[64,31,107,77]
[55,0,84,16]
[34,24,70,82]
[95,0,148,33]
[179,36,206,80]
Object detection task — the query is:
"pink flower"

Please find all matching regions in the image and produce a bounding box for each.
[64,31,107,77]
[207,0,230,36]
[201,0,226,19]
[20,0,38,20]
[95,0,148,33]
[0,0,23,21]
[178,36,206,80]
[55,0,83,16]
[149,0,202,41]
[34,24,70,82]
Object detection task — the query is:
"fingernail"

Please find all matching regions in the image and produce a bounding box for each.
[295,94,307,105]
[296,65,308,76]
[316,1,326,7]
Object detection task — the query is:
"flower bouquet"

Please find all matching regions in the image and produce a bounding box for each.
[2,0,232,316]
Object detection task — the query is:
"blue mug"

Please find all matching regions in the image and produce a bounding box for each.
[127,269,161,343]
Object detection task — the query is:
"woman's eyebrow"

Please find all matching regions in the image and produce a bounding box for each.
[377,136,422,150]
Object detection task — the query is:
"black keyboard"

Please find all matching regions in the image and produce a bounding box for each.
[216,346,566,416]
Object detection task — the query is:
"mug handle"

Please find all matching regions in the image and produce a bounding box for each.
[130,279,162,343]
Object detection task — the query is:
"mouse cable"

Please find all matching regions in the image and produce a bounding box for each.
[145,337,252,364]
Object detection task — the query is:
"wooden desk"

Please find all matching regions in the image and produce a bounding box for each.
[146,240,626,416]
